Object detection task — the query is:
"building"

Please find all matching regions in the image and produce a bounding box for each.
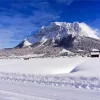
[90,49,100,57]
[23,57,30,60]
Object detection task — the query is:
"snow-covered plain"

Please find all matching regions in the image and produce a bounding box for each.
[0,57,88,75]
[0,57,100,77]
[0,57,100,100]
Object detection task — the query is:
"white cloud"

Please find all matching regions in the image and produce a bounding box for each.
[87,18,100,37]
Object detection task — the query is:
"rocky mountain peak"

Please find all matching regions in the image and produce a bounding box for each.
[16,21,100,48]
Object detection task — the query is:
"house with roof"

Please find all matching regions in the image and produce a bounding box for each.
[90,49,100,57]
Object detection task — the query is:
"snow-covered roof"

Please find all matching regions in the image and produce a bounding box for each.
[60,49,73,54]
[78,49,84,52]
[23,39,32,47]
[91,49,100,52]
[91,52,99,55]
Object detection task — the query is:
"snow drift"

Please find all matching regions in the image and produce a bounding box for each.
[70,58,100,77]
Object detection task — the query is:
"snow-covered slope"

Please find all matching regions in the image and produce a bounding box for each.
[16,22,99,48]
[23,39,32,47]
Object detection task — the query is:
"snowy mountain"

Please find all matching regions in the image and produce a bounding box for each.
[16,22,99,48]
[16,39,32,48]
[1,22,100,55]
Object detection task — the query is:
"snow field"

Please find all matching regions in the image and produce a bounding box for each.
[0,57,88,75]
[0,57,100,90]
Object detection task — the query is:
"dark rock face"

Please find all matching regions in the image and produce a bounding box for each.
[58,35,100,52]
[58,35,75,48]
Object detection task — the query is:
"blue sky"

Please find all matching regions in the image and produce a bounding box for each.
[0,0,100,48]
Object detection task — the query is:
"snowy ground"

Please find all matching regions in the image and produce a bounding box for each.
[0,80,100,100]
[0,57,88,75]
[0,56,100,77]
[0,57,100,99]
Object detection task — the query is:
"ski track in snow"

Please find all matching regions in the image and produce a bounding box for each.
[0,90,54,100]
[0,72,100,90]
[0,80,100,100]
